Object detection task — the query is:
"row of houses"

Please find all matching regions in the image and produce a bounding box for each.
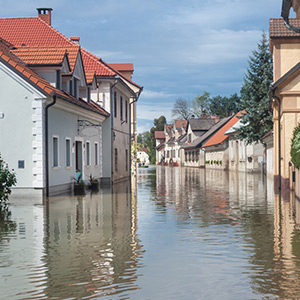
[155,112,273,176]
[0,8,143,198]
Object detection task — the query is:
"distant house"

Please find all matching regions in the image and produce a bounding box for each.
[203,112,243,170]
[182,116,232,168]
[155,131,166,164]
[225,119,264,173]
[164,120,188,166]
[137,148,149,165]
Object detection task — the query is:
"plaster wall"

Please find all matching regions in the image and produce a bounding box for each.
[0,63,45,190]
[280,44,300,77]
[137,151,149,165]
[48,107,103,193]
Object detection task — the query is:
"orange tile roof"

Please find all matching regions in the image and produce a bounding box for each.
[85,70,96,85]
[203,111,245,148]
[0,17,116,77]
[270,18,300,38]
[0,16,142,89]
[109,63,134,72]
[11,46,80,71]
[0,39,109,117]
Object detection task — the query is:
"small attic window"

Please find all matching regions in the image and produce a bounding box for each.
[21,43,26,47]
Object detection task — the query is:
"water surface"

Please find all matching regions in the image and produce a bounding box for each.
[1,167,300,299]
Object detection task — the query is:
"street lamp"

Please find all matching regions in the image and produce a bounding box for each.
[282,0,300,32]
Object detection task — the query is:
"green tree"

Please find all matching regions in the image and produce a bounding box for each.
[291,123,300,169]
[238,31,273,144]
[192,91,210,117]
[0,154,17,206]
[208,93,241,118]
[172,98,192,120]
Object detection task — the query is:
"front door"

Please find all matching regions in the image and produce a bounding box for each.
[75,141,83,172]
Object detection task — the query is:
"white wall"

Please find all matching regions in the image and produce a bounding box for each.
[0,62,45,193]
[48,107,103,193]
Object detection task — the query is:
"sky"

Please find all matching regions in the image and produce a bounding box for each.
[0,0,286,132]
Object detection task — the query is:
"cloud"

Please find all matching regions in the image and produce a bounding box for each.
[141,90,176,99]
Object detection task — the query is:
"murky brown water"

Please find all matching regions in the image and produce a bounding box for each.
[1,166,300,299]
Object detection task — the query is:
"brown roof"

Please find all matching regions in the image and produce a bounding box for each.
[189,118,216,131]
[270,18,300,38]
[175,120,188,130]
[155,131,165,139]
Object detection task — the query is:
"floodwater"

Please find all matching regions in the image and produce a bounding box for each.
[1,167,300,299]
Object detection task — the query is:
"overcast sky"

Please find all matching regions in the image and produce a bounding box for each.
[0,0,285,132]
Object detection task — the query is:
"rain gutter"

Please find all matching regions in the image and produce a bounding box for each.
[45,92,57,197]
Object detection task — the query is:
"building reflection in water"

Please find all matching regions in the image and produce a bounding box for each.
[43,180,143,299]
[153,166,300,298]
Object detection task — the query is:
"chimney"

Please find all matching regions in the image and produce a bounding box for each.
[37,8,53,25]
[70,36,80,45]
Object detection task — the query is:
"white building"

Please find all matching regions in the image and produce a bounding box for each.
[137,148,149,165]
[0,40,108,197]
[0,8,143,187]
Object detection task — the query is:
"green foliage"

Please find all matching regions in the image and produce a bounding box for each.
[208,93,241,118]
[172,98,192,120]
[139,116,166,164]
[192,92,211,117]
[291,123,300,169]
[238,31,273,144]
[0,154,17,206]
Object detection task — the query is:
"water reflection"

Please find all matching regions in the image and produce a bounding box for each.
[2,167,300,299]
[0,180,143,300]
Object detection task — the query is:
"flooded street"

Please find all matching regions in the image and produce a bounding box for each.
[1,166,300,299]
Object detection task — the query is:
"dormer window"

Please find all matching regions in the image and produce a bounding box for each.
[69,79,73,95]
[74,78,78,99]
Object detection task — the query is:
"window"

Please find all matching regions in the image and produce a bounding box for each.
[86,142,90,166]
[114,91,117,118]
[115,148,118,172]
[95,143,99,165]
[66,138,71,167]
[56,70,61,89]
[69,80,73,94]
[188,134,192,143]
[125,100,128,123]
[185,151,187,162]
[120,96,123,121]
[74,79,78,98]
[126,149,128,172]
[178,150,180,158]
[53,136,59,167]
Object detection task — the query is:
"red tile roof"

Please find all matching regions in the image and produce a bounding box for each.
[203,111,244,148]
[175,120,188,130]
[108,63,134,72]
[270,18,300,38]
[155,131,165,139]
[0,39,109,117]
[0,17,116,77]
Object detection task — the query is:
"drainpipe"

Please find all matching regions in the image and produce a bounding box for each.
[45,92,57,197]
[130,96,139,178]
[281,0,300,33]
[110,79,119,184]
[272,91,282,191]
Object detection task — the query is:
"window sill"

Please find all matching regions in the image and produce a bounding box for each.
[65,166,72,170]
[52,166,61,170]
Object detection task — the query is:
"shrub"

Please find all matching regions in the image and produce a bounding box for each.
[291,123,300,169]
[0,154,17,206]
[220,160,222,166]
